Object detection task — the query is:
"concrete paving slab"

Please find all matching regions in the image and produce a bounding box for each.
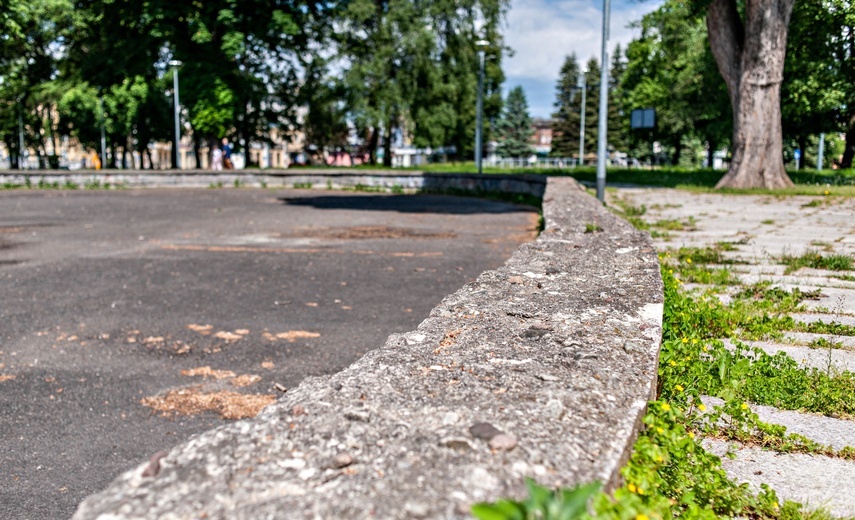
[779,331,855,350]
[790,312,855,327]
[722,339,855,373]
[704,440,855,518]
[702,396,855,451]
[734,273,855,290]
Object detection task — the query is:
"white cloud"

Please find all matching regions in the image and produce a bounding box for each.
[502,0,664,116]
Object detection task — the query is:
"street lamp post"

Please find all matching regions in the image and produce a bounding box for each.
[169,60,183,169]
[475,40,488,174]
[98,96,107,169]
[578,70,586,168]
[18,110,25,170]
[595,0,612,202]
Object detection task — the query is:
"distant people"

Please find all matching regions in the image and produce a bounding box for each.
[221,138,233,169]
[211,144,223,171]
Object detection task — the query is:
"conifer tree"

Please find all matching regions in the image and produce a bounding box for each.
[550,54,581,157]
[496,86,533,158]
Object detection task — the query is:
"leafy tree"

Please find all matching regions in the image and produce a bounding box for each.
[621,0,730,167]
[781,0,852,169]
[495,86,533,158]
[608,44,630,155]
[582,58,601,157]
[551,54,582,158]
[0,0,77,168]
[338,0,508,165]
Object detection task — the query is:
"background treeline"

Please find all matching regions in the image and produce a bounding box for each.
[550,0,854,169]
[0,0,508,168]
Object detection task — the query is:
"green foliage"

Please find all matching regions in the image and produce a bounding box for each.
[619,0,730,167]
[496,86,534,158]
[584,223,603,233]
[778,250,854,274]
[551,54,582,158]
[472,480,601,520]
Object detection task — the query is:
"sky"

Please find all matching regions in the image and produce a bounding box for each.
[503,0,665,118]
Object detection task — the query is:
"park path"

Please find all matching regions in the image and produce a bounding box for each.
[609,187,855,517]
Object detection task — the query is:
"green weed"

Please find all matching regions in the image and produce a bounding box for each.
[779,250,853,274]
[585,223,603,233]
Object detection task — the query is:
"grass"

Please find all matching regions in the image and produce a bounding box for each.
[779,250,854,274]
[584,222,603,233]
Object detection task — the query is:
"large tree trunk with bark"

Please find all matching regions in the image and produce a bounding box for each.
[707,0,796,189]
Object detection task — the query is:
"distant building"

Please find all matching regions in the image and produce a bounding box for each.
[530,118,553,156]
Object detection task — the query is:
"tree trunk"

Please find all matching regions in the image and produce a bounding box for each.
[708,0,796,189]
[707,139,717,168]
[383,120,394,168]
[841,121,855,169]
[367,128,379,165]
[672,138,683,166]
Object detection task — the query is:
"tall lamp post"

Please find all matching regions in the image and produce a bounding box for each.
[169,60,183,169]
[578,69,586,167]
[98,96,107,169]
[595,0,612,202]
[475,40,488,174]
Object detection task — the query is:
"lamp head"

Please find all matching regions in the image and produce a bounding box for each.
[168,60,183,68]
[475,40,489,48]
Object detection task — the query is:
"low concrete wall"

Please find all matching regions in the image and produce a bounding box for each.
[71,176,663,519]
[0,169,547,198]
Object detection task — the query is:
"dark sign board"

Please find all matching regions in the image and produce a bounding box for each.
[631,108,656,129]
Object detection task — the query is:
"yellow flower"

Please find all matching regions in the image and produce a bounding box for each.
[669,360,677,367]
[702,346,709,352]
[824,190,830,195]
[628,483,637,493]
[657,427,664,434]
[660,402,671,412]
[698,404,707,412]
[638,487,645,495]
[675,384,684,392]
[669,269,674,274]
[688,432,695,439]
[686,258,692,263]
[636,515,649,520]
[741,402,749,410]
[656,455,664,462]
[691,338,698,344]
[681,337,688,344]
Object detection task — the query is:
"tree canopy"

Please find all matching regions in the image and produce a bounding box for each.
[1,0,510,168]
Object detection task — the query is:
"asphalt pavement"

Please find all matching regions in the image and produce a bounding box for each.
[0,188,538,519]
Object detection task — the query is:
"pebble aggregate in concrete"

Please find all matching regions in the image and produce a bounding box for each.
[72,178,664,519]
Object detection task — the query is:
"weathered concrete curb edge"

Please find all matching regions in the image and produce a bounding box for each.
[0,169,547,198]
[72,176,663,519]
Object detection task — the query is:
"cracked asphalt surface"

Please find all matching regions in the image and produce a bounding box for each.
[0,188,538,519]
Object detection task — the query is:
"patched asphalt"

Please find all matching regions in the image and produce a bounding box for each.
[0,188,538,519]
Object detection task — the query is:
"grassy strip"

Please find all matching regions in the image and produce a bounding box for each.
[779,250,854,274]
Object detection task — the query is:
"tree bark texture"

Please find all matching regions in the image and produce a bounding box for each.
[708,0,796,189]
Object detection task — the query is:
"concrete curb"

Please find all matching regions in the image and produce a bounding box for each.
[0,169,547,198]
[71,176,663,519]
